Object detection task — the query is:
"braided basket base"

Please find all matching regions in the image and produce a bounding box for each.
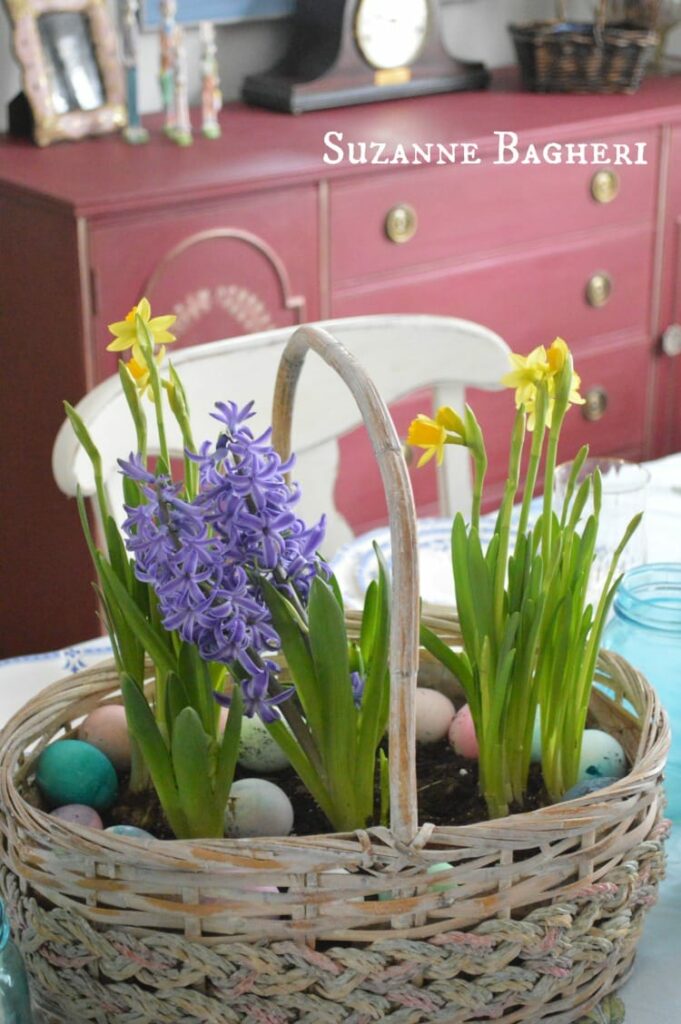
[0,649,670,1024]
[1,834,666,1024]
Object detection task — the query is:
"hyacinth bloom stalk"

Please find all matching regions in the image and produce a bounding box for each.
[66,300,391,836]
[413,339,641,816]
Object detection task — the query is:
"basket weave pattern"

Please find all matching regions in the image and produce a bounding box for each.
[510,0,659,94]
[0,326,670,1023]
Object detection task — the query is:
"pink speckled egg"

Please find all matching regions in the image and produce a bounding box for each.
[50,804,103,829]
[218,707,230,734]
[448,704,479,759]
[78,705,131,772]
[414,688,456,744]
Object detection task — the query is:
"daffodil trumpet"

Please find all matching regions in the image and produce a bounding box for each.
[411,337,640,815]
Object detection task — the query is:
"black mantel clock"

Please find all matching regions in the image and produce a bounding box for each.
[242,0,490,114]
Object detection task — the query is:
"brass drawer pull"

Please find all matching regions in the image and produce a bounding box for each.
[591,169,620,204]
[385,203,418,245]
[582,387,609,422]
[662,324,681,357]
[586,272,613,308]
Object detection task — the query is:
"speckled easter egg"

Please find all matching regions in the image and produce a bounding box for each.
[427,862,457,894]
[577,730,627,784]
[78,705,131,772]
[448,704,479,759]
[105,825,154,839]
[224,778,294,838]
[36,739,118,811]
[50,804,103,829]
[559,777,619,803]
[238,716,289,773]
[415,688,456,744]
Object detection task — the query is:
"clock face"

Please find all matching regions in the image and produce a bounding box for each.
[354,0,430,71]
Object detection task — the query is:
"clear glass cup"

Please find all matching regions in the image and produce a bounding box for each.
[603,564,681,822]
[553,457,650,604]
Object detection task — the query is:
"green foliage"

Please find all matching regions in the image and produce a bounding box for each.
[261,546,391,832]
[421,353,641,816]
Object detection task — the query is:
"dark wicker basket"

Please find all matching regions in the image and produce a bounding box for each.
[510,1,659,94]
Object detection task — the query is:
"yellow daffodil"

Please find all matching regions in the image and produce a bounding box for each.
[503,338,585,429]
[407,406,466,468]
[107,297,177,364]
[125,347,167,398]
[501,345,550,409]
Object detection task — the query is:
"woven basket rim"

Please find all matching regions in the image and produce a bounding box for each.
[0,648,669,853]
[508,19,659,43]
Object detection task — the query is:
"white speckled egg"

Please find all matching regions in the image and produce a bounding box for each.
[415,688,456,744]
[224,778,294,838]
[448,704,479,759]
[238,716,289,773]
[50,804,103,829]
[577,730,627,783]
[78,705,131,772]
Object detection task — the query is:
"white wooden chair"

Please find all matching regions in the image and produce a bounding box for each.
[52,316,510,557]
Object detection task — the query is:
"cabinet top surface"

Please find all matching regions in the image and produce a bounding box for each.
[1,71,680,217]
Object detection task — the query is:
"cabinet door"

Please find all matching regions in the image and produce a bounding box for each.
[87,186,320,380]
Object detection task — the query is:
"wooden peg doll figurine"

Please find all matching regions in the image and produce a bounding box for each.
[159,0,177,138]
[200,21,222,140]
[172,26,193,146]
[120,0,149,144]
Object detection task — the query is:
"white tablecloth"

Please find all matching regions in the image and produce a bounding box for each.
[1,454,679,1022]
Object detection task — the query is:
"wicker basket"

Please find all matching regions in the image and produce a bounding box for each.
[0,324,671,1024]
[510,0,659,94]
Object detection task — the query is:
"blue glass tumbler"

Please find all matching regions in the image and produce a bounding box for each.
[602,564,681,823]
[0,899,33,1023]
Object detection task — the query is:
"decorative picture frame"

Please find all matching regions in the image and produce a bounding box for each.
[140,1,295,29]
[4,0,126,147]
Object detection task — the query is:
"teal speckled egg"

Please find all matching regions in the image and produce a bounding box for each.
[105,825,153,839]
[36,740,118,811]
[559,776,619,803]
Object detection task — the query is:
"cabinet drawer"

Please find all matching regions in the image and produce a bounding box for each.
[330,128,659,285]
[333,225,654,352]
[88,186,319,380]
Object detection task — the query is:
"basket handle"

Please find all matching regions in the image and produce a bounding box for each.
[271,324,420,843]
[556,0,608,27]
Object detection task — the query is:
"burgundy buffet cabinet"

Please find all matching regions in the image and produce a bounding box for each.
[1,72,680,655]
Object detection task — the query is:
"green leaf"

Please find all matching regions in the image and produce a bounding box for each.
[214,685,243,810]
[97,558,178,677]
[419,622,474,704]
[164,672,193,741]
[172,708,223,838]
[308,576,356,810]
[356,545,391,818]
[121,674,186,836]
[260,578,323,741]
[266,717,336,826]
[359,579,379,667]
[118,360,147,457]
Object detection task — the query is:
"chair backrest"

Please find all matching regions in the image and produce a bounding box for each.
[52,315,510,555]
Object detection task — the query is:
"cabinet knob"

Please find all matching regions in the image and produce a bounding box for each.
[385,203,418,244]
[591,169,620,204]
[662,324,681,357]
[586,272,613,308]
[582,386,609,422]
